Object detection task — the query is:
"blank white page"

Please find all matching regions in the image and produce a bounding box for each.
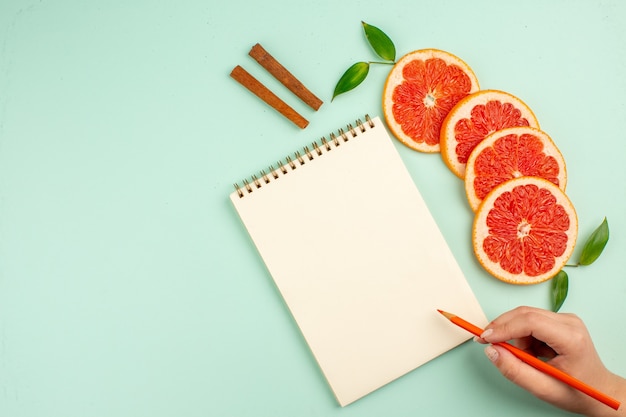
[230,116,487,406]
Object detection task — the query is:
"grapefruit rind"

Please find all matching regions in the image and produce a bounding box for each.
[464,126,567,212]
[382,49,479,153]
[440,90,540,179]
[472,176,577,285]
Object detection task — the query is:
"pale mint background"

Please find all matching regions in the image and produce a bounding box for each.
[1,1,625,416]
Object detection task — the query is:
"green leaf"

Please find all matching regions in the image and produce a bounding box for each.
[332,62,369,100]
[578,217,609,266]
[550,270,569,312]
[361,21,396,62]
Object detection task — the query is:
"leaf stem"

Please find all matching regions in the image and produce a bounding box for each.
[564,263,580,268]
[368,61,395,65]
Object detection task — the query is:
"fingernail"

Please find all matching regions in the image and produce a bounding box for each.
[480,328,493,340]
[472,336,479,342]
[485,345,499,362]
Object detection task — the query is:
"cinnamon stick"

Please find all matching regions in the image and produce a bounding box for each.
[249,43,323,111]
[230,65,309,129]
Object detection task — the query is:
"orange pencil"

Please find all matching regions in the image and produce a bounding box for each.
[437,309,621,411]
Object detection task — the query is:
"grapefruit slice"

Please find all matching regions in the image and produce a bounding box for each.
[465,126,567,212]
[382,49,479,152]
[441,90,540,178]
[472,176,577,285]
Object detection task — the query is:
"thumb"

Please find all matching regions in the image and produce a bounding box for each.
[484,345,569,403]
[485,345,526,384]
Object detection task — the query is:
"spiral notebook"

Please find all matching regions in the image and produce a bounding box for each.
[230,115,487,406]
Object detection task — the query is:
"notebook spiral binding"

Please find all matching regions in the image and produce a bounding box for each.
[234,114,375,198]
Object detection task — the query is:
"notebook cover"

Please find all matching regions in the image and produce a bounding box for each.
[230,116,487,406]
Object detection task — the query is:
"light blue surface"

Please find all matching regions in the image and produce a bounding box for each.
[1,1,625,416]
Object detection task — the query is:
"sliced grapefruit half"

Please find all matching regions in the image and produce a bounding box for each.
[465,126,567,212]
[441,90,540,178]
[472,176,577,285]
[382,49,479,152]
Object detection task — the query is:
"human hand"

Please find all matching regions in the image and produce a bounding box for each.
[475,306,626,416]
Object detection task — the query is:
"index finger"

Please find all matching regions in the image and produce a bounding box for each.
[481,306,579,354]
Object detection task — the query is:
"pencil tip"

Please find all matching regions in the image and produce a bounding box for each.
[437,309,454,320]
